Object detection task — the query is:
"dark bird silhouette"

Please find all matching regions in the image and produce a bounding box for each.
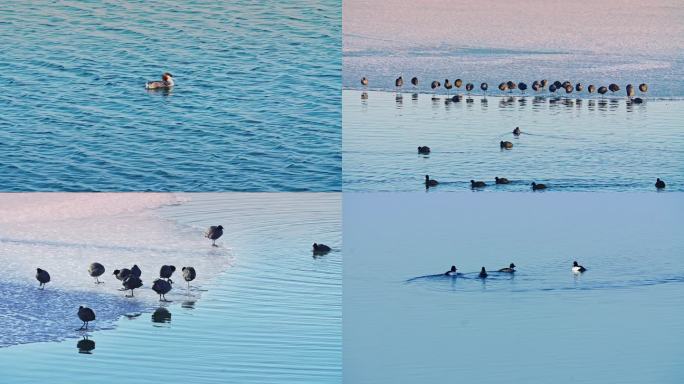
[532,81,540,92]
[313,243,332,255]
[518,82,528,93]
[88,262,105,284]
[471,180,486,188]
[113,268,131,282]
[500,140,513,149]
[639,83,648,93]
[122,276,143,297]
[36,268,50,289]
[411,77,418,87]
[182,267,196,290]
[78,306,96,330]
[417,146,431,154]
[549,84,557,93]
[553,80,562,89]
[655,178,666,189]
[152,278,172,302]
[454,79,463,88]
[77,336,96,354]
[506,81,517,92]
[131,264,142,278]
[495,177,510,184]
[465,83,474,93]
[513,126,521,136]
[609,83,620,93]
[588,84,596,93]
[480,82,488,94]
[360,77,368,87]
[160,265,176,283]
[498,82,508,92]
[445,265,458,275]
[626,84,635,98]
[575,83,583,92]
[425,175,438,187]
[540,79,548,89]
[498,263,516,273]
[431,80,441,93]
[598,86,608,96]
[205,225,224,246]
[531,182,547,190]
[444,79,452,94]
[572,261,587,273]
[564,84,573,94]
[395,76,404,90]
[479,267,488,278]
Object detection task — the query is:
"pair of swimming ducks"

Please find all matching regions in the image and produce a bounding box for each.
[444,261,587,277]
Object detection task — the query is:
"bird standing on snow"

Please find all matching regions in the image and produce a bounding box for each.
[160,265,176,283]
[122,276,143,297]
[205,225,224,247]
[152,279,172,302]
[182,267,196,290]
[78,306,96,330]
[88,262,105,284]
[36,268,50,289]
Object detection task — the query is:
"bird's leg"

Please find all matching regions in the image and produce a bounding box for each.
[78,321,85,331]
[85,322,88,330]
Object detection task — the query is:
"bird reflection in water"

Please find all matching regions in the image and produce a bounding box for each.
[77,336,95,354]
[152,307,172,325]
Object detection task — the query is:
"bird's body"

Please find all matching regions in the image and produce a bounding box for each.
[113,268,131,282]
[513,127,521,136]
[454,79,463,89]
[131,264,142,278]
[444,79,452,93]
[411,77,418,87]
[36,268,50,289]
[152,278,172,302]
[78,306,96,330]
[609,83,620,93]
[495,177,510,184]
[626,84,635,98]
[471,180,486,188]
[205,225,224,246]
[417,146,431,154]
[540,79,548,89]
[360,77,369,87]
[122,276,143,297]
[480,82,488,93]
[639,83,648,93]
[182,266,196,289]
[598,86,608,96]
[88,262,105,284]
[160,265,176,283]
[498,263,516,273]
[588,84,596,93]
[145,72,174,90]
[500,141,513,149]
[531,182,547,190]
[507,81,517,92]
[575,83,583,92]
[518,82,527,93]
[532,81,540,92]
[498,82,508,92]
[655,178,666,189]
[431,80,441,93]
[445,265,458,276]
[572,261,587,273]
[479,267,488,278]
[465,83,474,93]
[395,76,404,90]
[425,175,438,187]
[313,243,332,255]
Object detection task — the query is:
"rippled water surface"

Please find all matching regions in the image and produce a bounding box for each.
[0,193,341,383]
[0,1,341,191]
[343,90,684,191]
[344,193,684,384]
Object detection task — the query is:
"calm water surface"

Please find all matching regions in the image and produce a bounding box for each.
[344,193,684,384]
[343,90,684,191]
[0,1,341,191]
[0,193,341,383]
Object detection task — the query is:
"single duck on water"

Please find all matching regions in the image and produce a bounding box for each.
[513,127,521,136]
[471,180,486,188]
[313,243,332,255]
[498,263,516,273]
[479,267,488,278]
[495,177,510,184]
[500,141,513,149]
[572,261,587,273]
[655,178,666,189]
[417,146,431,154]
[145,72,174,89]
[425,175,438,187]
[531,182,547,191]
[445,265,458,276]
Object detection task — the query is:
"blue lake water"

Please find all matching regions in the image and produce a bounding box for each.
[343,90,684,192]
[344,193,684,384]
[0,1,341,191]
[0,193,341,383]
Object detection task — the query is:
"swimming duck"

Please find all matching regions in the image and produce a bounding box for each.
[572,261,587,273]
[512,127,521,136]
[471,180,486,188]
[498,263,516,273]
[417,146,431,154]
[531,182,547,190]
[425,175,438,187]
[313,243,331,255]
[500,141,513,149]
[145,72,174,89]
[494,177,510,184]
[655,178,666,189]
[479,267,488,278]
[445,265,458,276]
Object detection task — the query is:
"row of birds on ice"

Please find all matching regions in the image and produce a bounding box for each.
[442,261,587,278]
[420,126,668,191]
[361,76,649,100]
[33,224,333,331]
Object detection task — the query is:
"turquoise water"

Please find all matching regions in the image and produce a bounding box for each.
[0,1,341,191]
[344,193,684,383]
[343,90,684,191]
[0,193,341,383]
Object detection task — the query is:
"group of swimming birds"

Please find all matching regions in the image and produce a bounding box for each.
[420,126,668,191]
[361,76,648,101]
[444,261,587,278]
[34,224,333,331]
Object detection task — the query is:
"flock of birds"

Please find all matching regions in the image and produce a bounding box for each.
[420,126,668,191]
[34,224,333,331]
[443,261,587,278]
[360,76,649,102]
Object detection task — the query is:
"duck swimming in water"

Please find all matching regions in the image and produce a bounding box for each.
[417,146,431,154]
[471,180,486,188]
[500,141,513,149]
[513,127,521,136]
[494,177,510,184]
[425,175,438,187]
[531,182,547,191]
[655,178,666,189]
[445,265,458,276]
[479,267,488,278]
[145,72,174,89]
[498,263,516,273]
[572,261,587,273]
